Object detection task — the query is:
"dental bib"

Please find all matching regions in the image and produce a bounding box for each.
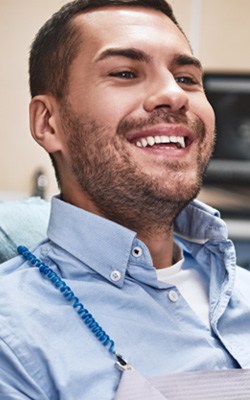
[115,365,250,399]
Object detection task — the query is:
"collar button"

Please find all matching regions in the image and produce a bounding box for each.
[110,270,122,282]
[168,290,179,303]
[132,246,143,257]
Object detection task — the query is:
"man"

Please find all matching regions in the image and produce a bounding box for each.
[0,0,250,399]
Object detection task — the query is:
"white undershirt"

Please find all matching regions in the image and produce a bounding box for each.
[156,255,210,327]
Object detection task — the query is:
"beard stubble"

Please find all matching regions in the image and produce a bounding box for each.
[60,102,214,236]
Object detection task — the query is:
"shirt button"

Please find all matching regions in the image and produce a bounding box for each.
[132,246,143,257]
[168,290,179,302]
[110,270,122,282]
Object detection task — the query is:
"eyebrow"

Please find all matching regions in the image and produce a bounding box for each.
[172,54,202,70]
[95,47,202,70]
[95,48,152,63]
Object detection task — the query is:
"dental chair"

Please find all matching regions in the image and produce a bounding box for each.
[0,197,50,263]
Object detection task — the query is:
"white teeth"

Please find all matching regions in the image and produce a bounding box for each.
[161,136,170,143]
[147,136,155,146]
[135,135,186,148]
[178,137,185,149]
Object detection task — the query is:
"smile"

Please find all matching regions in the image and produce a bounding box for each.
[135,135,186,149]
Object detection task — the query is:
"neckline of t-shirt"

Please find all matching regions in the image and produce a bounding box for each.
[156,257,184,280]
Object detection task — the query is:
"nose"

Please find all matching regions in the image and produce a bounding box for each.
[143,73,189,113]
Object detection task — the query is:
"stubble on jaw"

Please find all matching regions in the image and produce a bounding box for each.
[59,101,214,237]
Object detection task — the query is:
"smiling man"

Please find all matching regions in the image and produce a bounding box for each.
[30,2,215,268]
[0,1,250,399]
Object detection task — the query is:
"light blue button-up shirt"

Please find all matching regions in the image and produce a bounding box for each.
[0,197,250,399]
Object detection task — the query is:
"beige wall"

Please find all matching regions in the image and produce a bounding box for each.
[1,0,250,199]
[170,0,250,71]
[0,0,67,199]
[200,0,250,71]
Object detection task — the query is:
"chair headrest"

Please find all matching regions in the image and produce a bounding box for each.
[0,197,50,263]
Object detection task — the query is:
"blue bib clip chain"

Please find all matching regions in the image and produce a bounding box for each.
[17,245,131,371]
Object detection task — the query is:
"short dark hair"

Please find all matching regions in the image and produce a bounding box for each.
[29,0,182,99]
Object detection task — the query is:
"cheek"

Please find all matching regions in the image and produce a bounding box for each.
[93,86,143,123]
[205,102,216,134]
[91,98,132,130]
[192,96,215,135]
[197,101,216,162]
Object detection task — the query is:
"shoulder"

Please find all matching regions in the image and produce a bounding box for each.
[0,245,59,335]
[0,254,59,399]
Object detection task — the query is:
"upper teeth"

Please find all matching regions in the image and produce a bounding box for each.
[135,136,185,148]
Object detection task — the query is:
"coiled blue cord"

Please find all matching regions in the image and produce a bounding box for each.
[17,245,116,355]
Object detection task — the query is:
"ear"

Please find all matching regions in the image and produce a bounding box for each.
[29,95,63,153]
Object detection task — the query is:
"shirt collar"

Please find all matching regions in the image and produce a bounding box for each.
[47,196,228,287]
[47,197,151,287]
[174,198,228,244]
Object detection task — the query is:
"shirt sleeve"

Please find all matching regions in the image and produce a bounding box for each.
[0,338,50,400]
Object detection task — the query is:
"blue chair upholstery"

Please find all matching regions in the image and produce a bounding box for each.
[0,197,50,263]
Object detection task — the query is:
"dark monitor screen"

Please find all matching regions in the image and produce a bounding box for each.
[203,73,250,184]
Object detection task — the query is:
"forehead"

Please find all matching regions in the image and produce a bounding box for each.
[73,7,192,58]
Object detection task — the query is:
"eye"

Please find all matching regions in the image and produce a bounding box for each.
[176,76,197,85]
[109,70,137,80]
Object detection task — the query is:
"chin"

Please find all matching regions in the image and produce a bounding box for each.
[158,168,203,201]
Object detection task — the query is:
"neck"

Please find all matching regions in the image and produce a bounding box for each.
[137,226,175,269]
[60,182,183,269]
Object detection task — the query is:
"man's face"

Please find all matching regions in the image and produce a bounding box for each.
[58,7,215,227]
